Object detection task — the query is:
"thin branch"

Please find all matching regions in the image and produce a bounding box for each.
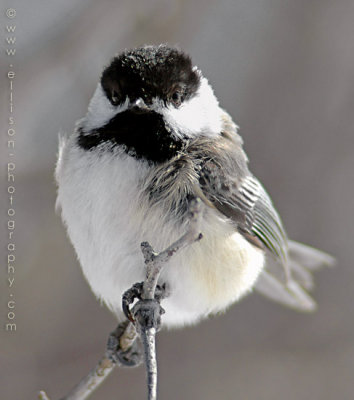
[135,197,204,400]
[38,322,138,400]
[38,197,204,400]
[39,356,115,400]
[140,327,158,400]
[141,197,203,300]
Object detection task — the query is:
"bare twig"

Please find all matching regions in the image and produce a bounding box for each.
[140,327,158,400]
[141,197,203,301]
[39,197,204,400]
[135,197,204,400]
[38,322,138,400]
[39,356,114,400]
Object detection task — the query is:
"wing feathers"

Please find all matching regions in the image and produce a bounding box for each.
[188,117,333,311]
[254,270,317,312]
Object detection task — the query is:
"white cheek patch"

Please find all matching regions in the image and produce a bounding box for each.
[161,77,223,139]
[83,83,129,132]
[82,78,222,140]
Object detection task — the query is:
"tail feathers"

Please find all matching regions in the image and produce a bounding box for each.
[288,240,336,271]
[288,258,314,290]
[254,241,335,312]
[254,270,317,312]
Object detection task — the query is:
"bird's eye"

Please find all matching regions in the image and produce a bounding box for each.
[111,89,121,106]
[170,90,183,107]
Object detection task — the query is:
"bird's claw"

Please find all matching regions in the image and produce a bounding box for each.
[106,321,143,367]
[122,283,168,330]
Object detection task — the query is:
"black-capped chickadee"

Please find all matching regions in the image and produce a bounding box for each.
[56,44,334,328]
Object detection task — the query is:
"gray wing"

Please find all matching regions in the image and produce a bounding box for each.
[198,140,331,311]
[199,159,289,268]
[228,175,288,266]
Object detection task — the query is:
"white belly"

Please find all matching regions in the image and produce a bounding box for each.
[56,137,264,327]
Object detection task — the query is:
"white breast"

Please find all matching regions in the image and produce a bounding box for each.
[56,135,264,327]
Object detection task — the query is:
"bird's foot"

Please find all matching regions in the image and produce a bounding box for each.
[122,282,168,331]
[106,321,143,367]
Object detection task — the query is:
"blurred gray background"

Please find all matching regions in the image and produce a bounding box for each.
[0,1,353,399]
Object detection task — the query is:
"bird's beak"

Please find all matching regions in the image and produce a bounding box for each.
[129,98,151,113]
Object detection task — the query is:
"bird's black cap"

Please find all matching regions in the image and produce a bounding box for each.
[101,45,201,106]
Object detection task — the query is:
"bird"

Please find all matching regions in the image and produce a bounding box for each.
[55,44,334,330]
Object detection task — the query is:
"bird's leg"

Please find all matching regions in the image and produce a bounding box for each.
[122,282,169,331]
[122,282,145,323]
[106,320,143,367]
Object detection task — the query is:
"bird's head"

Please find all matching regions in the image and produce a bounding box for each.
[79,45,223,162]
